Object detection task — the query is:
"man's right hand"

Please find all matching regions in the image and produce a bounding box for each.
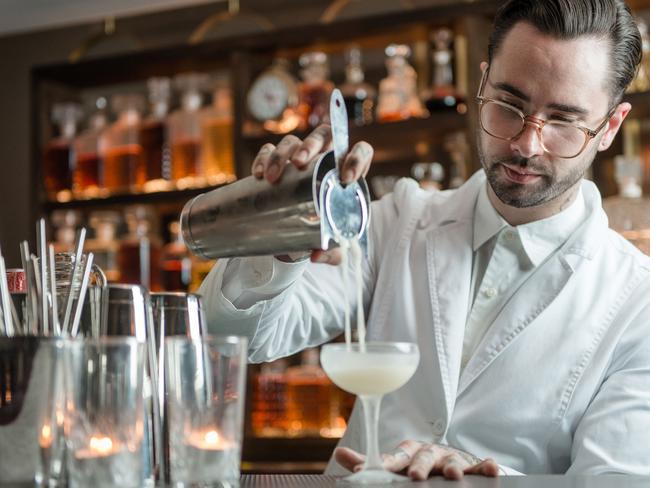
[250,124,374,265]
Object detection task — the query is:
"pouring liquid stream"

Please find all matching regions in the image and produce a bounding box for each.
[337,235,366,353]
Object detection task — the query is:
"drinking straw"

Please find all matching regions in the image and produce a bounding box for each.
[48,244,60,336]
[20,241,37,334]
[70,252,94,338]
[62,228,86,335]
[36,219,48,336]
[0,251,14,337]
[31,255,43,334]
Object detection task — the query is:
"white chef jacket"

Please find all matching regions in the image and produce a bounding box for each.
[199,169,650,475]
[462,184,586,372]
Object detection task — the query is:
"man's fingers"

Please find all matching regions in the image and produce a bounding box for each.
[439,455,466,480]
[251,143,275,179]
[382,440,423,472]
[310,248,342,266]
[464,458,500,477]
[341,141,373,184]
[406,445,441,481]
[265,135,302,183]
[334,447,365,472]
[290,125,332,168]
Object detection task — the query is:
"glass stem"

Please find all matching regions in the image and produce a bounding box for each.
[360,394,384,471]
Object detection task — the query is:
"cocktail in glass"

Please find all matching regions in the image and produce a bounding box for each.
[320,342,420,484]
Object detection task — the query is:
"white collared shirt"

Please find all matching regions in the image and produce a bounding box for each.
[462,183,587,372]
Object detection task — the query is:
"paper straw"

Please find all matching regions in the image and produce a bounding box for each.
[70,252,93,338]
[62,228,86,335]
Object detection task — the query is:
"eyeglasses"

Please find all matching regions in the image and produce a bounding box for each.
[476,67,614,159]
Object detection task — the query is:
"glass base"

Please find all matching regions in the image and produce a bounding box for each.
[339,469,410,485]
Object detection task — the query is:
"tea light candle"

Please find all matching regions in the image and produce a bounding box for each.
[187,429,232,450]
[75,436,119,459]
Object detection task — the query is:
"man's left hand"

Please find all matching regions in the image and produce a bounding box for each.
[335,440,500,481]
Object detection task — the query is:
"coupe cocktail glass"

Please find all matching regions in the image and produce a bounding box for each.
[320,342,420,484]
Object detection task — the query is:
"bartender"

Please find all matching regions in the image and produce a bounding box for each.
[200,0,650,479]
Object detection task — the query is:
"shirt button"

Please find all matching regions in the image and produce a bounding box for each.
[432,418,446,436]
[504,230,516,241]
[483,287,497,299]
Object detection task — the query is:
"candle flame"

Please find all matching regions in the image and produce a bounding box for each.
[204,430,220,445]
[89,436,113,454]
[40,424,52,448]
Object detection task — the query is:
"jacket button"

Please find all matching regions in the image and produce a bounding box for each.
[432,418,446,436]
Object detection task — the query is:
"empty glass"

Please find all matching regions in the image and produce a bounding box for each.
[64,337,146,488]
[165,335,247,486]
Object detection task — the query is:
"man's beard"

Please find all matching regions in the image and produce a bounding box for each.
[478,137,593,208]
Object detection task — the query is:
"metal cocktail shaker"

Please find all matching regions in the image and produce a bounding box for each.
[180,90,371,259]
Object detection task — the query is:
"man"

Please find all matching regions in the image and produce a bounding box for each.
[200,0,650,479]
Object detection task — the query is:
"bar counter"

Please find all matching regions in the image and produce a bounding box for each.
[239,475,650,487]
[3,474,650,487]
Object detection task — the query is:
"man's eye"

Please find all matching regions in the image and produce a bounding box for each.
[550,115,576,124]
[501,100,523,110]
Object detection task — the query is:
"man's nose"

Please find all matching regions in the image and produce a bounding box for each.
[510,121,545,159]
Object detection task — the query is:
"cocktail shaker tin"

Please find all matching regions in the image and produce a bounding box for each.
[180,90,371,259]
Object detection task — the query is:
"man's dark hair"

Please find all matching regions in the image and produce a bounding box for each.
[488,0,642,104]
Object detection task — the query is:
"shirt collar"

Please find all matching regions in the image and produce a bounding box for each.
[473,183,587,266]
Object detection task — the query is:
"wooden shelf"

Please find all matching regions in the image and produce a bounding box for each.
[41,183,230,211]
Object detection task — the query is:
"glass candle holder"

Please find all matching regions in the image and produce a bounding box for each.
[164,335,247,486]
[64,337,145,488]
[0,337,65,485]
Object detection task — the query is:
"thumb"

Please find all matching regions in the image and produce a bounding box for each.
[334,447,366,472]
[310,248,342,265]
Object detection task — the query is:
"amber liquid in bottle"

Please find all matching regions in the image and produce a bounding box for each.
[117,239,162,291]
[202,121,235,180]
[75,152,101,190]
[139,121,168,182]
[251,370,288,437]
[172,138,201,180]
[299,83,333,129]
[104,145,145,191]
[43,142,73,196]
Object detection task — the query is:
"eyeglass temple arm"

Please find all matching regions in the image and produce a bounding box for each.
[477,65,490,99]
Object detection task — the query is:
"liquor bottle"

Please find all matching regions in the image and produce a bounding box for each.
[246,58,301,134]
[284,348,337,436]
[161,221,192,291]
[251,359,289,437]
[603,155,650,255]
[74,97,107,197]
[298,52,334,129]
[339,46,376,127]
[86,211,121,282]
[421,28,464,112]
[188,255,216,293]
[201,75,236,185]
[377,44,425,122]
[103,94,146,192]
[169,72,209,187]
[50,210,82,253]
[43,102,82,200]
[140,77,172,191]
[443,130,470,188]
[117,205,162,290]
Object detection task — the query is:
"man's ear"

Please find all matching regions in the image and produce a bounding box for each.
[598,102,632,152]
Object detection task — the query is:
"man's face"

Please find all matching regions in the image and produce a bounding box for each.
[478,22,613,208]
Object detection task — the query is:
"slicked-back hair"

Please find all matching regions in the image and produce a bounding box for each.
[488,0,642,104]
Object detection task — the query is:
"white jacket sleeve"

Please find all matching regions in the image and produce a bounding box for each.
[565,302,650,475]
[198,188,399,363]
